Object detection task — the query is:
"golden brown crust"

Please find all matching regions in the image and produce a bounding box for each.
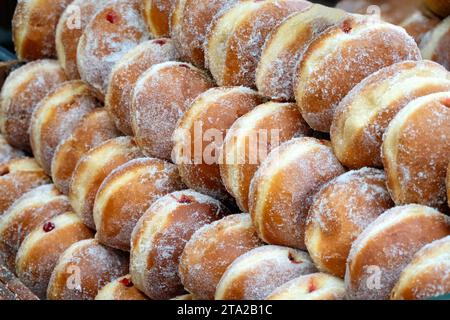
[179,214,263,300]
[12,0,73,60]
[142,0,177,37]
[421,17,450,70]
[94,158,184,251]
[51,109,121,195]
[131,62,214,161]
[400,11,441,44]
[105,39,179,135]
[294,16,421,132]
[0,60,67,152]
[95,275,149,300]
[47,239,129,300]
[69,137,143,229]
[425,0,450,18]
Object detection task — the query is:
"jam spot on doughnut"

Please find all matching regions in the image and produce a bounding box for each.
[154,39,167,46]
[178,63,190,69]
[43,222,56,233]
[178,195,194,204]
[119,277,134,288]
[308,280,317,293]
[341,20,353,34]
[288,251,303,264]
[106,11,119,24]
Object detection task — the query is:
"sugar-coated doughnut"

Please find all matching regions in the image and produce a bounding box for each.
[47,239,129,300]
[0,61,24,92]
[12,0,73,60]
[95,275,149,300]
[106,39,180,135]
[294,16,421,132]
[346,205,450,300]
[51,109,121,195]
[142,0,177,37]
[249,137,345,250]
[179,214,263,300]
[130,190,229,300]
[220,102,311,212]
[421,17,450,70]
[256,4,347,101]
[425,0,450,18]
[0,158,50,216]
[131,62,214,161]
[267,273,346,300]
[77,0,150,94]
[170,0,238,67]
[382,92,450,211]
[400,11,441,44]
[0,184,71,271]
[94,158,184,251]
[391,236,450,300]
[206,0,311,87]
[173,87,264,204]
[0,264,40,300]
[15,213,94,299]
[30,81,101,175]
[305,168,394,278]
[0,135,24,167]
[215,245,317,300]
[0,60,67,151]
[69,137,143,229]
[56,0,113,79]
[331,60,450,169]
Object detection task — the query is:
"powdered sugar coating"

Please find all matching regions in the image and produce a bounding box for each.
[420,16,450,70]
[0,135,24,166]
[142,0,177,37]
[77,0,150,94]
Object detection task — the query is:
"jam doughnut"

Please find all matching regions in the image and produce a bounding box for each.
[421,17,450,70]
[206,0,311,87]
[69,137,143,229]
[179,214,263,300]
[382,92,450,210]
[131,62,214,160]
[220,102,311,212]
[215,245,317,300]
[0,60,67,151]
[294,16,421,132]
[142,0,177,37]
[346,205,450,300]
[305,168,394,278]
[77,0,150,94]
[95,275,149,300]
[106,39,180,135]
[30,81,101,175]
[256,4,347,101]
[425,0,450,18]
[15,213,94,299]
[94,158,184,251]
[51,109,121,195]
[47,239,129,300]
[56,0,113,79]
[391,236,450,300]
[12,0,73,60]
[332,60,450,169]
[249,137,345,250]
[0,135,24,167]
[400,11,441,44]
[267,273,346,300]
[173,87,264,204]
[170,0,239,67]
[0,158,50,215]
[130,190,229,300]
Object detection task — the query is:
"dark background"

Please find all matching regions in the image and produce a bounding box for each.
[0,0,339,59]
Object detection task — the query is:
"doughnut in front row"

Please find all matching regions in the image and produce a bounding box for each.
[47,239,129,300]
[69,137,143,229]
[391,236,450,300]
[220,102,312,212]
[173,87,264,204]
[51,109,121,195]
[179,214,263,300]
[345,205,450,300]
[267,273,346,300]
[294,15,421,132]
[130,190,230,300]
[215,245,317,300]
[94,158,185,251]
[0,60,67,151]
[305,168,394,278]
[331,60,450,169]
[249,137,345,250]
[421,16,450,70]
[382,92,450,211]
[95,275,148,300]
[15,213,94,299]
